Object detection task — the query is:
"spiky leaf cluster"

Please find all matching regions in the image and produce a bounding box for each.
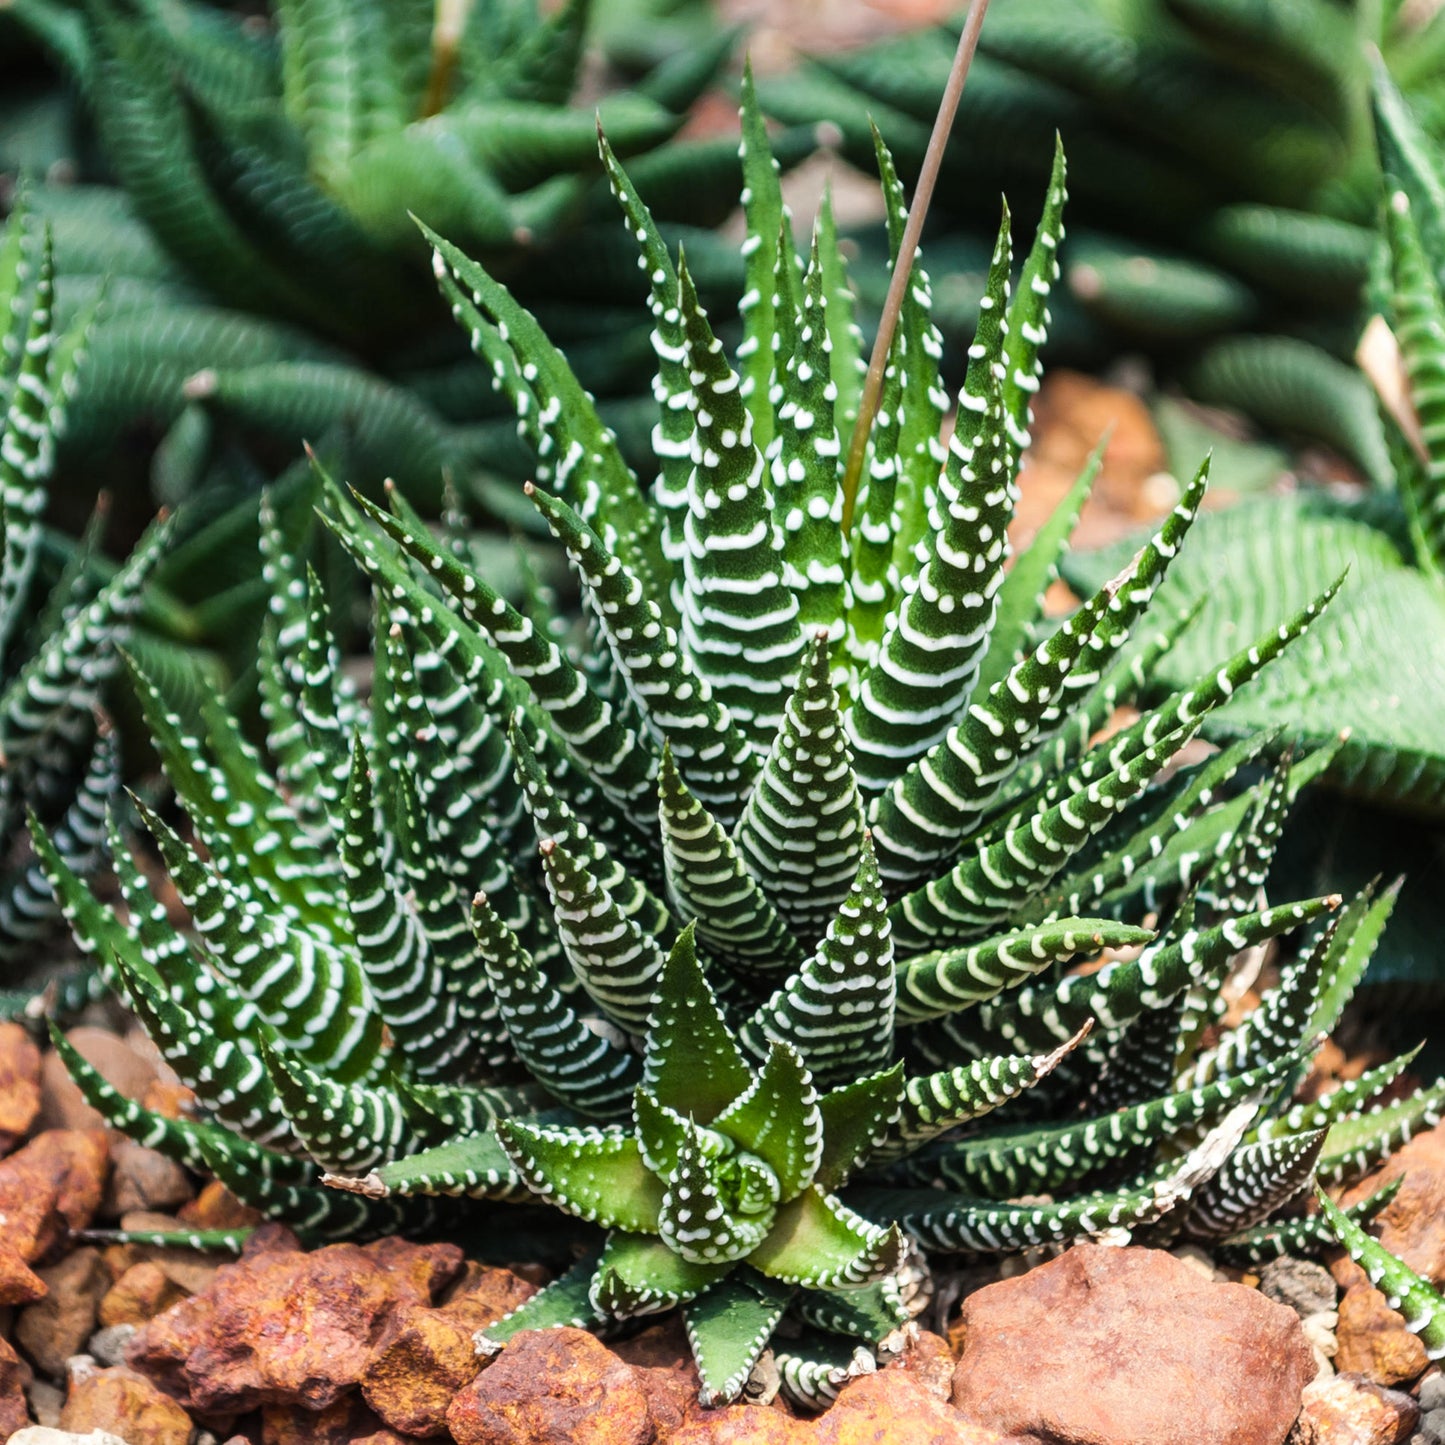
[4,0,746,507]
[43,108,1438,1406]
[0,204,169,1008]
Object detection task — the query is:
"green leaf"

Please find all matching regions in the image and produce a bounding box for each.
[496,1120,665,1232]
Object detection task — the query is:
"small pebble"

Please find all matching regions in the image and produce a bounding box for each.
[1260,1256,1338,1319]
[25,1379,63,1428]
[85,1327,134,1369]
[1422,1376,1445,1413]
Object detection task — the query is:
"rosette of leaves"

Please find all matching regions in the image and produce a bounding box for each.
[38,101,1438,1405]
[1064,69,1445,992]
[0,204,171,1011]
[756,0,1445,469]
[1,0,758,506]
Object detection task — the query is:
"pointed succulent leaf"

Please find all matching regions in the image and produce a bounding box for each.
[733,633,863,942]
[738,836,895,1090]
[657,747,804,979]
[686,1268,794,1407]
[641,922,753,1122]
[590,1231,729,1319]
[496,1119,664,1232]
[894,918,1156,1024]
[748,1186,904,1290]
[812,1063,907,1193]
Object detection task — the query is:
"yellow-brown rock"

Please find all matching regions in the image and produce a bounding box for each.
[60,1364,193,1445]
[0,1022,41,1156]
[99,1261,189,1328]
[1333,1282,1430,1387]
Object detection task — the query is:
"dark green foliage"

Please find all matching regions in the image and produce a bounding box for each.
[0,205,170,997]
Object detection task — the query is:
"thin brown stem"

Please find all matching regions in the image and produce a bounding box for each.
[838,0,993,536]
[420,0,473,119]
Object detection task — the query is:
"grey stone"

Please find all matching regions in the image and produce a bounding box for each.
[1260,1256,1339,1319]
[1421,1376,1445,1413]
[84,1326,134,1369]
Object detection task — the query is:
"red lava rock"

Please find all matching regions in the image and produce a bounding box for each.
[15,1248,111,1378]
[881,1329,956,1403]
[99,1260,189,1327]
[1289,1372,1420,1444]
[360,1265,536,1438]
[669,1369,1008,1445]
[262,1392,411,1444]
[60,1364,194,1445]
[127,1235,464,1414]
[1341,1120,1445,1287]
[446,1327,654,1445]
[1332,1280,1429,1387]
[37,1028,157,1133]
[0,1021,42,1155]
[949,1242,1316,1445]
[0,1336,33,1438]
[100,1139,193,1218]
[610,1316,703,1436]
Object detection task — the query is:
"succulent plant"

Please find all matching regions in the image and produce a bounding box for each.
[1065,68,1445,991]
[756,0,1445,466]
[2,0,759,507]
[0,203,171,1011]
[41,93,1439,1406]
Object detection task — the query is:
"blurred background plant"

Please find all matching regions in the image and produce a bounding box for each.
[756,0,1440,483]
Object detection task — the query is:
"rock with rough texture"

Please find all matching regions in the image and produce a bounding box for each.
[127,1234,464,1413]
[1289,1373,1419,1444]
[879,1330,956,1404]
[668,1369,1007,1445]
[100,1139,193,1218]
[0,1131,109,1306]
[1332,1280,1429,1387]
[99,1261,189,1328]
[360,1266,535,1438]
[15,1249,111,1378]
[37,1030,156,1134]
[262,1393,415,1444]
[950,1243,1316,1445]
[0,1336,34,1439]
[59,1364,194,1445]
[102,1211,222,1298]
[1262,1257,1340,1320]
[0,1022,41,1155]
[446,1327,654,1445]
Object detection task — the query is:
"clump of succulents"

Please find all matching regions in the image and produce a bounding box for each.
[758,0,1441,472]
[0,203,169,1009]
[43,89,1443,1405]
[3,0,760,505]
[1065,68,1445,991]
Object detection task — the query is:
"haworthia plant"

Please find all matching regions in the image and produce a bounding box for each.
[0,203,170,1011]
[42,100,1440,1407]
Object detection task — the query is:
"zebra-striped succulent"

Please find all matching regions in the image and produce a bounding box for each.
[0,204,170,1009]
[41,102,1438,1406]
